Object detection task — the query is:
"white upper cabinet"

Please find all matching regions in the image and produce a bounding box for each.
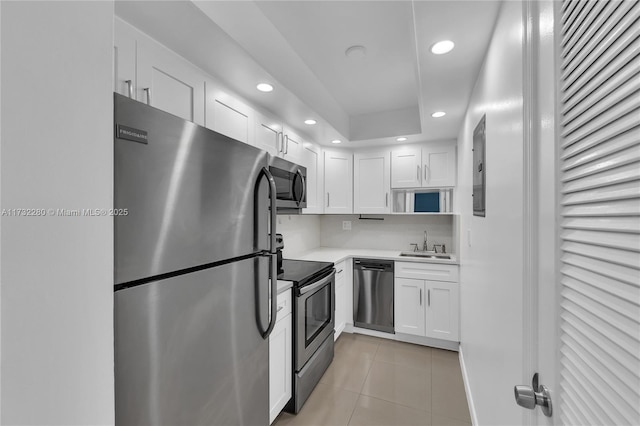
[391,147,422,188]
[205,82,253,145]
[254,111,283,156]
[422,142,456,187]
[324,150,353,214]
[114,18,137,99]
[136,34,205,126]
[253,113,306,162]
[281,126,302,163]
[300,142,323,214]
[354,150,391,214]
[391,142,456,189]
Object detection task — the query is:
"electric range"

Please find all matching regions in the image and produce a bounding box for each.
[278,258,335,414]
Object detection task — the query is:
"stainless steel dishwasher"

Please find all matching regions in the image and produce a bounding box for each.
[353,259,395,333]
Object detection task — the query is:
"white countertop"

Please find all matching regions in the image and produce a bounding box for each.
[276,279,293,294]
[288,247,458,265]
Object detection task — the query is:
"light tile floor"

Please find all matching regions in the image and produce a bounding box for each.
[275,333,472,426]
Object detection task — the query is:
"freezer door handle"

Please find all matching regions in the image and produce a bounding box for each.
[254,166,278,339]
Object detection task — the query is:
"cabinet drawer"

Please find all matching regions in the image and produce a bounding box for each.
[276,290,292,323]
[395,262,459,282]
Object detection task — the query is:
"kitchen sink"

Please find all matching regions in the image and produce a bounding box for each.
[399,251,451,260]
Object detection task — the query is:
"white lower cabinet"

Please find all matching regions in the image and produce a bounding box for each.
[395,278,426,336]
[394,262,459,342]
[269,290,292,424]
[334,260,347,338]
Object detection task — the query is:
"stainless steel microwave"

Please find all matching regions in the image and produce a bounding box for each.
[269,156,307,213]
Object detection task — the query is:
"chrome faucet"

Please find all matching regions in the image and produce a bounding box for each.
[423,230,428,252]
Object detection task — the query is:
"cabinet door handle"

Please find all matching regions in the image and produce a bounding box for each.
[143,87,151,105]
[428,289,431,306]
[385,192,388,207]
[125,80,133,99]
[284,135,289,154]
[424,164,427,180]
[337,269,343,274]
[417,165,420,181]
[419,288,422,306]
[277,305,284,313]
[327,193,330,207]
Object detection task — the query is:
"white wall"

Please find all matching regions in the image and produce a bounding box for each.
[277,214,321,258]
[457,2,526,425]
[1,2,114,424]
[321,215,453,253]
[0,3,3,419]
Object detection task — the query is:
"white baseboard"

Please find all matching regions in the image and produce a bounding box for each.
[458,346,478,426]
[343,325,459,351]
[334,323,346,340]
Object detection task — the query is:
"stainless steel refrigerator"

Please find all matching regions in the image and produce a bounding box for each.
[113,93,278,425]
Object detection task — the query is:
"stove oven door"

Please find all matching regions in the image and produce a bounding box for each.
[295,269,336,370]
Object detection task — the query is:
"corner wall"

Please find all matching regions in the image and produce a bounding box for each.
[1,2,114,424]
[277,214,321,258]
[457,2,526,425]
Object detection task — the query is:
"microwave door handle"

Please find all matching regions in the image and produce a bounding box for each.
[296,169,306,206]
[253,166,278,339]
[299,270,336,295]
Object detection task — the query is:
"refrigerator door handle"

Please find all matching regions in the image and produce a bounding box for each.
[254,166,278,339]
[263,253,278,339]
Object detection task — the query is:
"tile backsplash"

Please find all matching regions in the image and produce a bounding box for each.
[277,214,321,258]
[320,215,454,253]
[277,214,455,256]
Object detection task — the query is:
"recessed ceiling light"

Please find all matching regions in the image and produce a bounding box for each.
[256,83,274,92]
[431,40,455,55]
[396,137,408,142]
[345,45,367,59]
[304,119,317,125]
[432,111,446,118]
[331,139,342,144]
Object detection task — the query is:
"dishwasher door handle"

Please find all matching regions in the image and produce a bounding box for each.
[359,267,386,272]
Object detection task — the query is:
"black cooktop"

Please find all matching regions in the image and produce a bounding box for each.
[278,259,334,288]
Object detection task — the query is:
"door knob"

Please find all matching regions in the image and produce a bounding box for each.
[514,373,552,417]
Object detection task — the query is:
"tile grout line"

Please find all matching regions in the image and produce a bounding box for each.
[347,341,380,425]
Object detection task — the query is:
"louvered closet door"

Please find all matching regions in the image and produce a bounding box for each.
[559,1,640,424]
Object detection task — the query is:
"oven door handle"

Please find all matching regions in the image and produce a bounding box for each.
[299,270,336,295]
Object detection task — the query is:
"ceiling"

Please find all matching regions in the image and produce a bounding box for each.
[116,1,501,148]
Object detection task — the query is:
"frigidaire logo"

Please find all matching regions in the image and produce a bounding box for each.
[117,124,148,145]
